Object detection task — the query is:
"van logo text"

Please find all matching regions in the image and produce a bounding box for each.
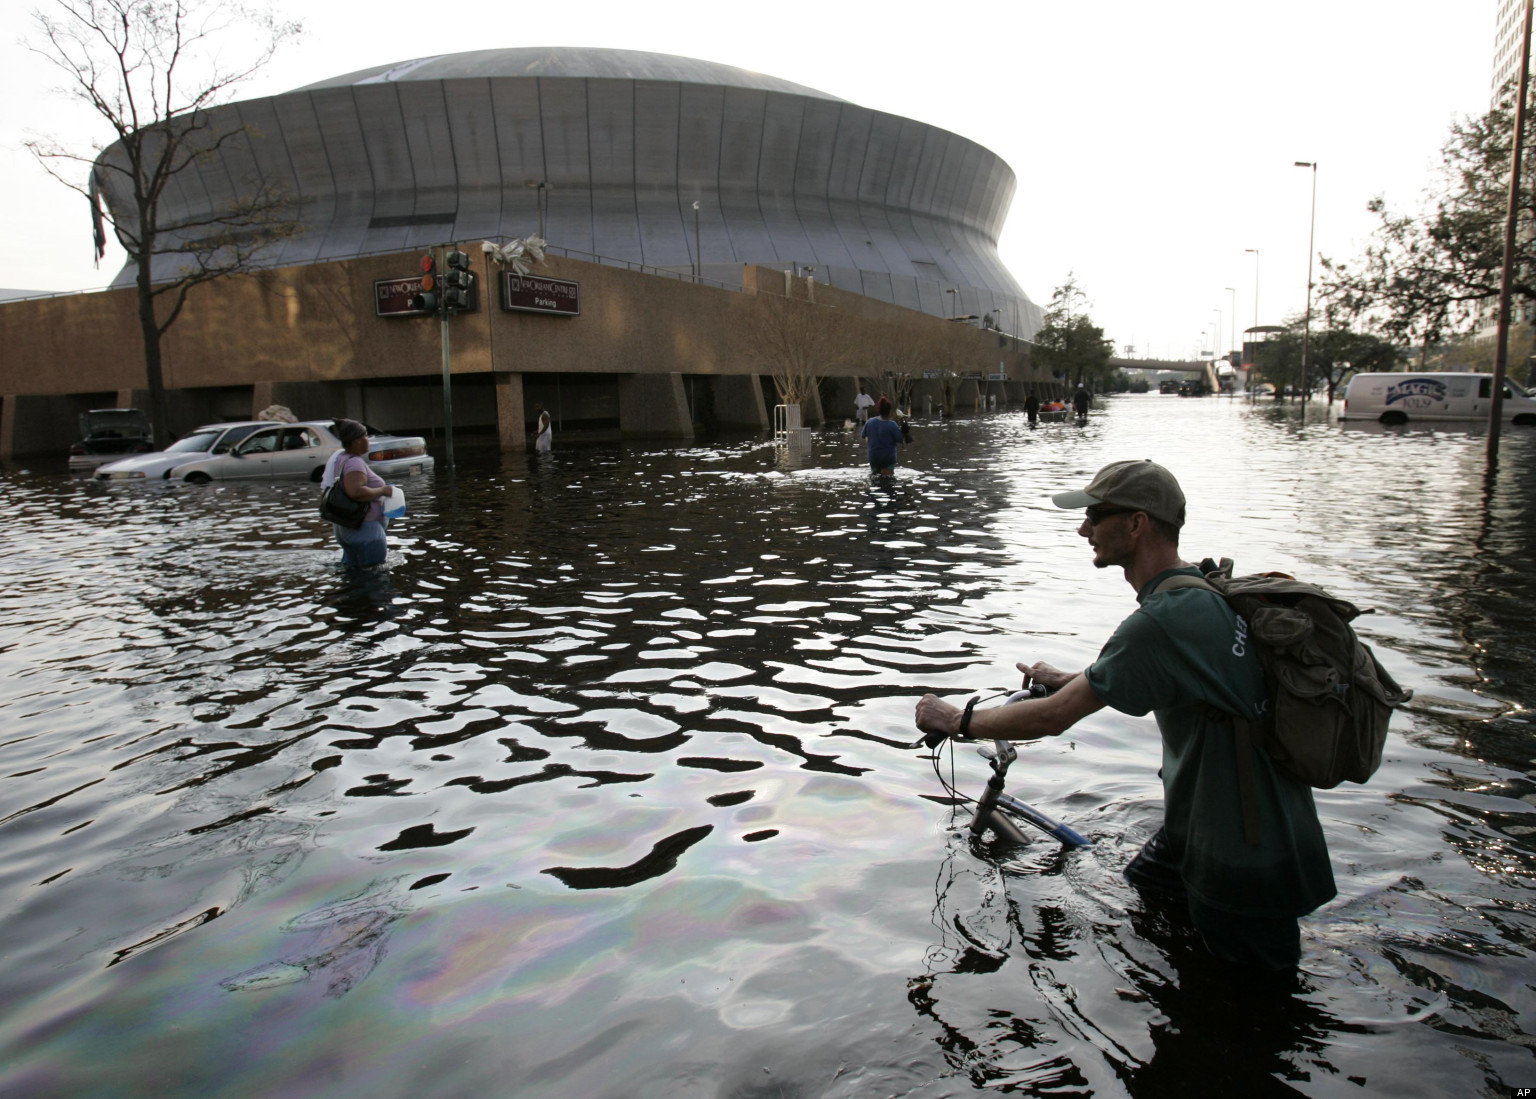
[1385,379,1447,406]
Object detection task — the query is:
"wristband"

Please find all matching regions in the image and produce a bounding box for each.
[959,696,979,740]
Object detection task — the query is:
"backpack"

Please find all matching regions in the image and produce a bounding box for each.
[1152,558,1413,845]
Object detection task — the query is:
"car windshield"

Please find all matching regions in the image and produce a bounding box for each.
[211,425,262,453]
[166,431,222,454]
[81,411,151,437]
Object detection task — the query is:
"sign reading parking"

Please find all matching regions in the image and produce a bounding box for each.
[375,277,432,317]
[501,273,580,317]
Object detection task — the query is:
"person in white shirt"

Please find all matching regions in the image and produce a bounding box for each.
[853,385,876,424]
[534,410,552,453]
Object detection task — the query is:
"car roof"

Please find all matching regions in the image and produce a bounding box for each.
[185,420,412,437]
[187,420,329,431]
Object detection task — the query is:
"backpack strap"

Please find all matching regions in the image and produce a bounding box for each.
[1151,574,1219,596]
[1152,568,1264,847]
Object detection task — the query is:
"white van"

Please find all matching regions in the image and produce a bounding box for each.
[1339,372,1536,424]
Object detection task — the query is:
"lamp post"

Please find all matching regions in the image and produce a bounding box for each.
[691,200,701,283]
[1294,161,1318,410]
[1223,286,1236,353]
[1244,250,1260,400]
[1244,249,1259,328]
[1491,0,1534,465]
[944,288,958,318]
[524,180,551,239]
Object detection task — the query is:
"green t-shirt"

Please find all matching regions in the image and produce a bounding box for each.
[1086,566,1337,918]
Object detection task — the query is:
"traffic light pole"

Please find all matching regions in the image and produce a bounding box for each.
[439,245,455,470]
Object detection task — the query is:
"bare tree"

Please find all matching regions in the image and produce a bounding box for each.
[864,314,931,413]
[25,0,302,444]
[919,321,989,416]
[745,289,854,415]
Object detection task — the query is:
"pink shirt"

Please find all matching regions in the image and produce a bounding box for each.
[326,452,386,522]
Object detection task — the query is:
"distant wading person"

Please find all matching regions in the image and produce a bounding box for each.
[860,396,904,474]
[915,460,1334,983]
[1025,391,1040,424]
[321,419,396,567]
[854,385,876,424]
[534,410,552,453]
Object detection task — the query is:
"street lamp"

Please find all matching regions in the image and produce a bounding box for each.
[1295,161,1318,409]
[944,288,958,318]
[1243,249,1259,328]
[1243,251,1260,400]
[1223,287,1236,355]
[523,179,551,239]
[691,200,701,283]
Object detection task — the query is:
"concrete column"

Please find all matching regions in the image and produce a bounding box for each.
[115,387,149,410]
[494,372,526,452]
[619,373,694,440]
[0,396,14,461]
[251,381,275,418]
[715,374,769,430]
[957,379,981,413]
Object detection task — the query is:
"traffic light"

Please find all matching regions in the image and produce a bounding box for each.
[408,253,438,314]
[442,248,475,313]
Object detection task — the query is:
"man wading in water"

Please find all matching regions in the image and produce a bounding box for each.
[915,459,1335,984]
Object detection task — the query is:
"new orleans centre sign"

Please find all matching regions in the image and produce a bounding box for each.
[500,273,580,317]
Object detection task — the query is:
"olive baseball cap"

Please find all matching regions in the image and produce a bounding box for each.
[1051,459,1186,527]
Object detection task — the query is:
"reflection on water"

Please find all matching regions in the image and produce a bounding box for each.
[0,398,1533,1097]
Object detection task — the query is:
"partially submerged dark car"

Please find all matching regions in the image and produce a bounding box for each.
[68,409,155,472]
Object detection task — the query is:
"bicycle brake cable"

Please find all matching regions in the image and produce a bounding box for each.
[929,689,1010,807]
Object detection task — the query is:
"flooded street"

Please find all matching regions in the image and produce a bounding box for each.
[1,394,1533,1097]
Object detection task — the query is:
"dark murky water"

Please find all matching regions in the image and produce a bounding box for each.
[1,395,1533,1097]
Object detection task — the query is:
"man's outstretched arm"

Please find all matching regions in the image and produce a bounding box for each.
[915,670,1105,742]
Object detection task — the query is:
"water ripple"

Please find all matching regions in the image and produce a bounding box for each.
[1,401,1534,1095]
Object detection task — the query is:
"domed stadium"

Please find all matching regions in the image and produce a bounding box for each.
[95,46,1041,335]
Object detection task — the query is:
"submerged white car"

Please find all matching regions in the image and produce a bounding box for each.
[95,421,268,481]
[97,421,434,483]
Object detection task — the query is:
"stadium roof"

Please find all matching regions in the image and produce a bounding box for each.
[294,47,846,102]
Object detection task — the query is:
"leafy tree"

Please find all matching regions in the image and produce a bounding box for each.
[1254,315,1402,404]
[1031,274,1114,388]
[1318,89,1536,364]
[1426,325,1536,383]
[25,0,302,445]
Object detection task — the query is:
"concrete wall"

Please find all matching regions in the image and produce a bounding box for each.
[0,251,1049,457]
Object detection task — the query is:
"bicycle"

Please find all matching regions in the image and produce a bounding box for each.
[911,689,1093,848]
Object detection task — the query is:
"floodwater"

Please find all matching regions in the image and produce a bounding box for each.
[1,395,1533,1098]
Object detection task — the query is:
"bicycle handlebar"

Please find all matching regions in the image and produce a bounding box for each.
[908,684,1049,750]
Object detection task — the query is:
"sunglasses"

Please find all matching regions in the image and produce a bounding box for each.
[1084,505,1137,525]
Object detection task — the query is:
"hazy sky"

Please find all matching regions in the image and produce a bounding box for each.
[0,1,1497,358]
